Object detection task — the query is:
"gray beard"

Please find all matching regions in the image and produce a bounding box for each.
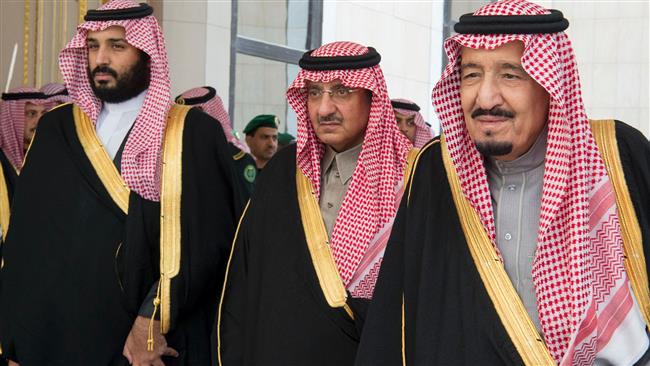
[475,141,513,157]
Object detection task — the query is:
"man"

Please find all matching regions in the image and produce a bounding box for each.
[218,41,414,365]
[0,87,52,169]
[0,87,50,241]
[0,1,238,365]
[243,114,278,169]
[176,86,257,202]
[357,1,650,365]
[391,98,433,148]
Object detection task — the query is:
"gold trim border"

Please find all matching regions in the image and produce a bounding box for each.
[296,169,347,307]
[0,164,11,241]
[159,105,189,334]
[590,119,650,326]
[440,136,554,366]
[232,150,246,161]
[73,105,130,214]
[216,200,250,366]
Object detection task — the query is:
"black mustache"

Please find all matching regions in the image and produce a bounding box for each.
[471,107,515,119]
[318,115,342,123]
[90,66,118,79]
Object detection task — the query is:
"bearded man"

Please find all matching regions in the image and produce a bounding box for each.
[357,1,650,365]
[0,1,238,365]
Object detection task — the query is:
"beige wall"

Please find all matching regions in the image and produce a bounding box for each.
[0,0,94,90]
[537,0,649,136]
[163,0,231,106]
[322,1,444,133]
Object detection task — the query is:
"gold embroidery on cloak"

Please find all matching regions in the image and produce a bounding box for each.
[591,119,650,326]
[159,105,190,334]
[73,105,130,213]
[440,135,554,366]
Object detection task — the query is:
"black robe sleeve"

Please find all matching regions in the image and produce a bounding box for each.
[614,120,650,278]
[0,149,17,203]
[354,192,407,366]
[119,109,239,364]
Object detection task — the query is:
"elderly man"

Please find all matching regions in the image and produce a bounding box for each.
[391,98,433,148]
[0,1,238,365]
[357,1,650,365]
[243,114,279,170]
[176,86,256,203]
[218,41,414,365]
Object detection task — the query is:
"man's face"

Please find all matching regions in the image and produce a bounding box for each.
[23,102,48,149]
[395,110,416,144]
[306,80,371,152]
[246,127,278,163]
[460,41,549,161]
[86,26,150,103]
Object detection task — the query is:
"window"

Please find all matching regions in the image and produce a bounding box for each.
[229,0,322,136]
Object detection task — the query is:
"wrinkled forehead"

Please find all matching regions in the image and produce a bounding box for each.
[459,40,525,66]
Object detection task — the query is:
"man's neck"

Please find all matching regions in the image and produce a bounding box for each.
[101,89,148,114]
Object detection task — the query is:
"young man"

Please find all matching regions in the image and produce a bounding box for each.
[391,98,433,148]
[0,1,238,365]
[243,114,278,170]
[218,41,414,366]
[357,1,650,365]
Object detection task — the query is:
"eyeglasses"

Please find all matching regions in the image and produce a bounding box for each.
[303,87,361,103]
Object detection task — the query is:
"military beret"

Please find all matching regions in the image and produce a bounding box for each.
[243,114,279,135]
[278,132,296,145]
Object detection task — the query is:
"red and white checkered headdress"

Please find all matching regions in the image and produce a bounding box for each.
[391,98,433,148]
[432,1,643,364]
[287,41,412,295]
[40,83,73,106]
[58,0,172,201]
[0,87,52,170]
[177,87,249,153]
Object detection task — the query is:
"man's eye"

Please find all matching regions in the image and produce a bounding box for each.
[87,44,98,50]
[334,89,349,97]
[308,89,321,97]
[503,73,520,80]
[112,44,125,50]
[462,72,479,80]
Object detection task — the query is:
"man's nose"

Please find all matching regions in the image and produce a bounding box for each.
[475,77,504,111]
[317,93,337,117]
[94,46,110,66]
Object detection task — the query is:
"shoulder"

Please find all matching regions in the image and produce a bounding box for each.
[409,136,443,178]
[265,144,296,171]
[613,120,650,150]
[37,103,74,133]
[182,106,227,140]
[179,106,230,151]
[252,144,296,188]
